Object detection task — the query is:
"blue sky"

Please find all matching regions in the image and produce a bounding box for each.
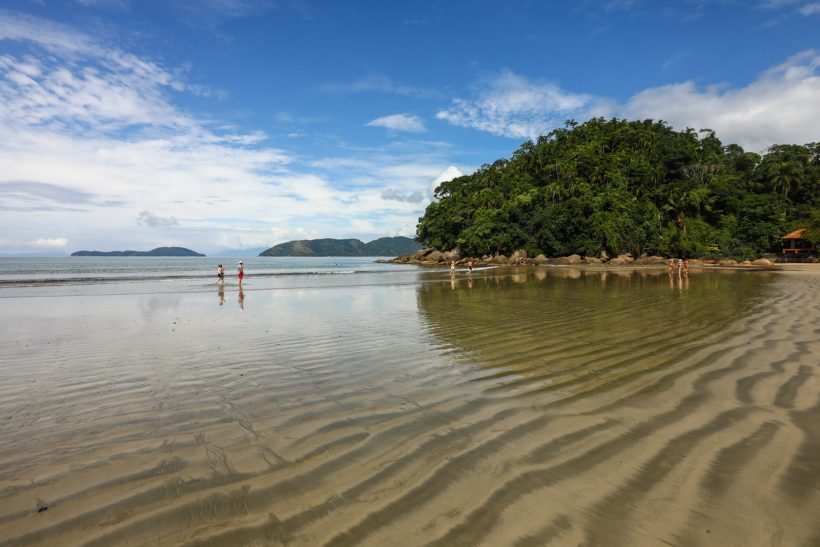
[0,0,818,255]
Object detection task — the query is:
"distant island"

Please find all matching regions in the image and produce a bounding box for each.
[259,237,421,257]
[71,246,205,257]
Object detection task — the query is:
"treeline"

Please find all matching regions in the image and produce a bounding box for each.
[417,118,819,259]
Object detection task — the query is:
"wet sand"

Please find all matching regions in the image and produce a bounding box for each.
[0,267,818,546]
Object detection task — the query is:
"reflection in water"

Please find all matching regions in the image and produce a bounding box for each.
[238,287,245,310]
[417,267,770,397]
[218,284,225,305]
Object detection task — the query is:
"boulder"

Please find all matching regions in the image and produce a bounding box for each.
[752,258,774,267]
[616,253,634,264]
[600,250,609,261]
[607,257,628,266]
[584,256,603,265]
[426,250,445,262]
[550,256,571,265]
[718,259,738,267]
[533,254,548,264]
[634,255,666,265]
[509,250,528,263]
[492,254,509,264]
[739,260,752,266]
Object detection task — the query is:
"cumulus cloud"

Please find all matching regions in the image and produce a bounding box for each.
[622,50,820,151]
[436,70,609,140]
[137,210,180,227]
[437,52,820,151]
[366,113,426,133]
[31,237,68,248]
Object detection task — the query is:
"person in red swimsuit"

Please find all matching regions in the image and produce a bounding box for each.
[237,261,244,284]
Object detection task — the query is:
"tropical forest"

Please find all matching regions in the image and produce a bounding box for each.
[417,118,819,260]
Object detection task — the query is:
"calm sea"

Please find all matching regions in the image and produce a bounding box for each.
[0,256,421,287]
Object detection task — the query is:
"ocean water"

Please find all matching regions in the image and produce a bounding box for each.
[0,256,421,286]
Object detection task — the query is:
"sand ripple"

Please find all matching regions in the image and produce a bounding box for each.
[0,268,818,546]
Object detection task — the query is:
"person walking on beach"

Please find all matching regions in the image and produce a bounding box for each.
[237,261,245,285]
[450,260,456,275]
[217,264,224,284]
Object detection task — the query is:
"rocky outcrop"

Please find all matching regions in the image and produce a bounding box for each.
[583,256,603,265]
[752,258,774,267]
[634,256,666,265]
[718,259,738,267]
[533,254,548,264]
[550,254,581,265]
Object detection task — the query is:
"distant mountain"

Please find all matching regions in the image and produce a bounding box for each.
[71,246,205,257]
[259,237,421,257]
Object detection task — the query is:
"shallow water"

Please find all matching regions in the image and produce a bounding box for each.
[1,267,818,546]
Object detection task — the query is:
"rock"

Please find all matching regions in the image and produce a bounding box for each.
[550,256,570,265]
[718,259,738,267]
[533,254,548,264]
[616,253,634,264]
[426,250,444,262]
[492,254,509,264]
[752,258,774,267]
[739,260,752,266]
[509,250,528,263]
[607,257,628,266]
[600,250,609,260]
[584,256,603,265]
[567,254,582,265]
[634,255,666,265]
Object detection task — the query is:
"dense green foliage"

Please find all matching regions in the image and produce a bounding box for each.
[259,236,421,257]
[71,247,205,257]
[417,118,819,259]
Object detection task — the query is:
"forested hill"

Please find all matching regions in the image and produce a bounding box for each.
[417,118,819,260]
[71,247,205,257]
[259,236,421,257]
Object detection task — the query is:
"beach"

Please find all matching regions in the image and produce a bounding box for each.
[1,262,818,546]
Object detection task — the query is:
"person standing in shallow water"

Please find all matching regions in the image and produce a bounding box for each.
[217,264,224,284]
[450,260,456,275]
[237,261,244,285]
[467,259,473,272]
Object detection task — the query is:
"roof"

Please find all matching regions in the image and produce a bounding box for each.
[782,229,808,239]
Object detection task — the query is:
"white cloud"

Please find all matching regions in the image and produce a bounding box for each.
[433,165,464,185]
[798,2,820,14]
[31,237,69,248]
[622,50,820,151]
[366,113,427,133]
[436,70,609,140]
[0,11,458,253]
[437,52,820,151]
[318,74,436,98]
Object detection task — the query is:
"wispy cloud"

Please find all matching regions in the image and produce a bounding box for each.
[31,237,69,248]
[366,113,426,133]
[436,70,609,140]
[0,10,463,252]
[317,74,437,98]
[798,2,820,14]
